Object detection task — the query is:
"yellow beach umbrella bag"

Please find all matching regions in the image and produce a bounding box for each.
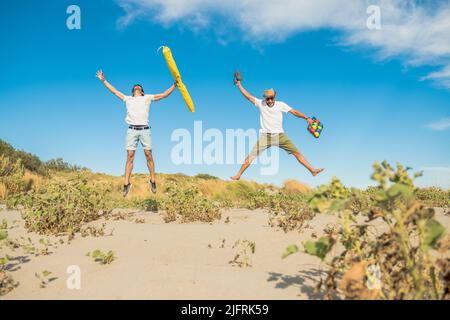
[161,46,195,113]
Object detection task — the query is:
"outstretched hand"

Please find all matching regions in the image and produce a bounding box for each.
[306,117,313,125]
[96,69,105,82]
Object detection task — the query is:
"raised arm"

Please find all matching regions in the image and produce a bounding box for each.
[153,82,177,101]
[96,70,125,101]
[289,108,313,125]
[235,79,256,105]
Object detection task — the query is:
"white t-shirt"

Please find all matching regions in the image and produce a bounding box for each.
[123,94,155,126]
[254,98,292,133]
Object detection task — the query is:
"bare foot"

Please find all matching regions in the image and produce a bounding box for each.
[311,168,324,176]
[230,175,241,181]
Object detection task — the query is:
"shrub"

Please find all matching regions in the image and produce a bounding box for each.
[142,197,160,212]
[0,139,47,176]
[0,156,29,199]
[229,240,256,267]
[162,183,221,223]
[195,173,219,180]
[86,250,115,265]
[242,189,273,210]
[268,193,314,232]
[308,177,350,213]
[287,161,448,300]
[20,175,112,235]
[415,187,450,208]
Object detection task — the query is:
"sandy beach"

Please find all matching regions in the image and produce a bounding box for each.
[1,205,448,300]
[0,206,336,300]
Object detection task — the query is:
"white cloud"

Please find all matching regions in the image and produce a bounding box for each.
[115,0,450,88]
[421,65,450,89]
[425,117,450,131]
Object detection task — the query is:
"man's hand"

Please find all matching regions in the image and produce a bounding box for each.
[96,69,105,82]
[306,117,313,125]
[96,70,125,101]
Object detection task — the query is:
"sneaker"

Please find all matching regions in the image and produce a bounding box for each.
[149,179,157,194]
[123,183,132,197]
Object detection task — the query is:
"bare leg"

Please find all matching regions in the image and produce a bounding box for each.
[292,151,324,176]
[124,150,135,185]
[231,155,256,180]
[144,149,156,182]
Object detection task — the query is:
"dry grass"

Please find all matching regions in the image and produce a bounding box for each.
[23,171,44,191]
[0,170,44,201]
[282,179,311,194]
[46,171,293,208]
[0,183,5,199]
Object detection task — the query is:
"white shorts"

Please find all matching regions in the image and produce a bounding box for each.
[126,128,152,150]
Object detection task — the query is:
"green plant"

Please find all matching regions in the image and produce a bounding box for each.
[162,183,221,223]
[0,156,28,198]
[415,187,450,208]
[308,177,350,214]
[290,161,448,300]
[86,249,115,265]
[268,193,314,232]
[45,158,86,172]
[0,255,17,296]
[142,197,159,212]
[0,139,48,176]
[35,270,53,288]
[81,223,106,237]
[242,189,273,210]
[20,175,112,235]
[229,240,256,267]
[195,173,219,180]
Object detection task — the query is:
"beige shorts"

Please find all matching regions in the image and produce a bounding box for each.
[250,133,299,157]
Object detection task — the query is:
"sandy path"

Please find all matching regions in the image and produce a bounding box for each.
[1,206,448,300]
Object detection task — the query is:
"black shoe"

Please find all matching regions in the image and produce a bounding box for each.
[123,183,132,197]
[149,180,157,194]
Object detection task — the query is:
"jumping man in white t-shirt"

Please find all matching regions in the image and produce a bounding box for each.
[231,78,324,180]
[96,70,177,196]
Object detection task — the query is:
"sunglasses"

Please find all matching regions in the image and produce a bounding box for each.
[265,96,275,101]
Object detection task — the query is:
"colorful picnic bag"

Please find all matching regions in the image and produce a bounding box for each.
[307,117,323,138]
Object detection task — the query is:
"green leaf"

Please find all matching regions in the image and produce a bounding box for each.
[328,199,347,212]
[282,244,299,259]
[42,270,51,277]
[387,183,413,201]
[0,230,8,241]
[374,189,387,201]
[309,197,331,213]
[91,249,101,258]
[303,236,334,260]
[423,219,446,248]
[414,171,423,178]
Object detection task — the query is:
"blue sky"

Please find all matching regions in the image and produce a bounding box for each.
[0,0,449,189]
